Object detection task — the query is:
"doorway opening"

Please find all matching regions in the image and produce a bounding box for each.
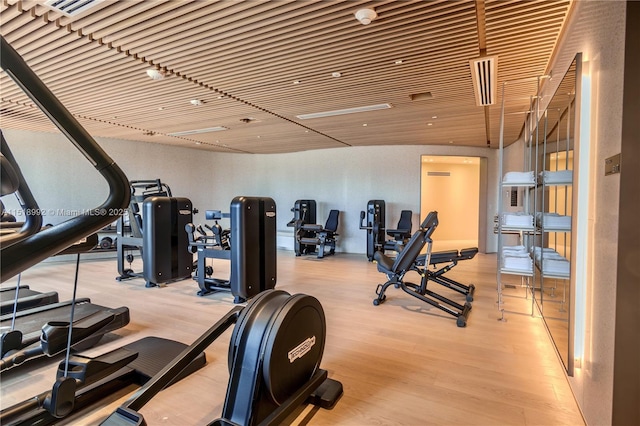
[420,155,484,252]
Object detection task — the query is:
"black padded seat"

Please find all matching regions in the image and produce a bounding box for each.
[415,247,478,266]
[298,209,340,259]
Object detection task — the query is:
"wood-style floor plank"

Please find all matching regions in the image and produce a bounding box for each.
[0,251,585,425]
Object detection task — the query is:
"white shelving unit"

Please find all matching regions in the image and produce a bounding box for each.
[496,77,575,321]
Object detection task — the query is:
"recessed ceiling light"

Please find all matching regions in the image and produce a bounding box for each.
[431,115,438,119]
[362,123,368,127]
[195,142,202,145]
[394,59,404,65]
[158,107,165,111]
[427,123,433,126]
[190,99,203,106]
[331,72,342,78]
[167,126,228,136]
[449,140,454,144]
[296,103,392,120]
[293,80,301,84]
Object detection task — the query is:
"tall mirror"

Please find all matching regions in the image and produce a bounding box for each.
[535,55,579,375]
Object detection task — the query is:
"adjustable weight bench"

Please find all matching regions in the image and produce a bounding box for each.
[373,211,472,327]
[415,247,477,302]
[296,209,340,259]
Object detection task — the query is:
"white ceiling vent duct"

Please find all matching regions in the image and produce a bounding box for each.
[43,0,104,17]
[469,56,498,106]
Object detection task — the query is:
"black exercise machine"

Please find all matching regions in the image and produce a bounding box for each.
[359,199,386,261]
[383,209,413,252]
[203,209,231,250]
[0,286,59,316]
[287,199,317,256]
[116,180,193,287]
[186,197,277,302]
[0,200,16,222]
[0,130,43,250]
[415,248,478,302]
[0,131,129,372]
[186,209,231,294]
[0,36,207,421]
[372,211,472,327]
[0,299,130,371]
[1,336,206,425]
[295,209,340,259]
[101,289,343,426]
[359,200,414,261]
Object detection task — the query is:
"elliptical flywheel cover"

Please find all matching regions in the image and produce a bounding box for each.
[261,294,326,405]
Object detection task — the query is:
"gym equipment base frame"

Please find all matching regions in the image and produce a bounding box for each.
[415,248,478,303]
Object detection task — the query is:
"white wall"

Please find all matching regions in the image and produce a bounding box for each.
[1,129,217,227]
[173,144,499,254]
[2,129,498,255]
[502,1,627,424]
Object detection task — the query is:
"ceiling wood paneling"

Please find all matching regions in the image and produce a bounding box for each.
[1,0,572,153]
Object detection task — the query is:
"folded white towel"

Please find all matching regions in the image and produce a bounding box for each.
[538,258,570,275]
[540,170,573,184]
[535,212,571,229]
[503,245,527,253]
[503,171,535,185]
[503,254,533,272]
[502,212,534,228]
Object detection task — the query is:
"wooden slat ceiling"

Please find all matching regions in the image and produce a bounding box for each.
[0,0,572,154]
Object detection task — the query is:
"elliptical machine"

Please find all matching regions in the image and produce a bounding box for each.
[102,289,343,426]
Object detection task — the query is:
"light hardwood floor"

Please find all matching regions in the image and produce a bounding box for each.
[0,250,585,425]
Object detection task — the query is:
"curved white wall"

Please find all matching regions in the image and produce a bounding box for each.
[2,129,498,255]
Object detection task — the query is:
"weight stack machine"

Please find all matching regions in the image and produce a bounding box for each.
[142,196,193,287]
[289,199,316,256]
[359,200,386,261]
[229,196,277,302]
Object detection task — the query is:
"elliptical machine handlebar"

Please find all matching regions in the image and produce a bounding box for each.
[0,36,131,283]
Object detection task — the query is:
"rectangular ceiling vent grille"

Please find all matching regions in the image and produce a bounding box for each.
[44,0,104,17]
[296,103,392,120]
[469,56,498,106]
[427,171,451,177]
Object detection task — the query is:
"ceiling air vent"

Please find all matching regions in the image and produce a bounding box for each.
[469,56,498,106]
[43,0,104,17]
[427,171,451,177]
